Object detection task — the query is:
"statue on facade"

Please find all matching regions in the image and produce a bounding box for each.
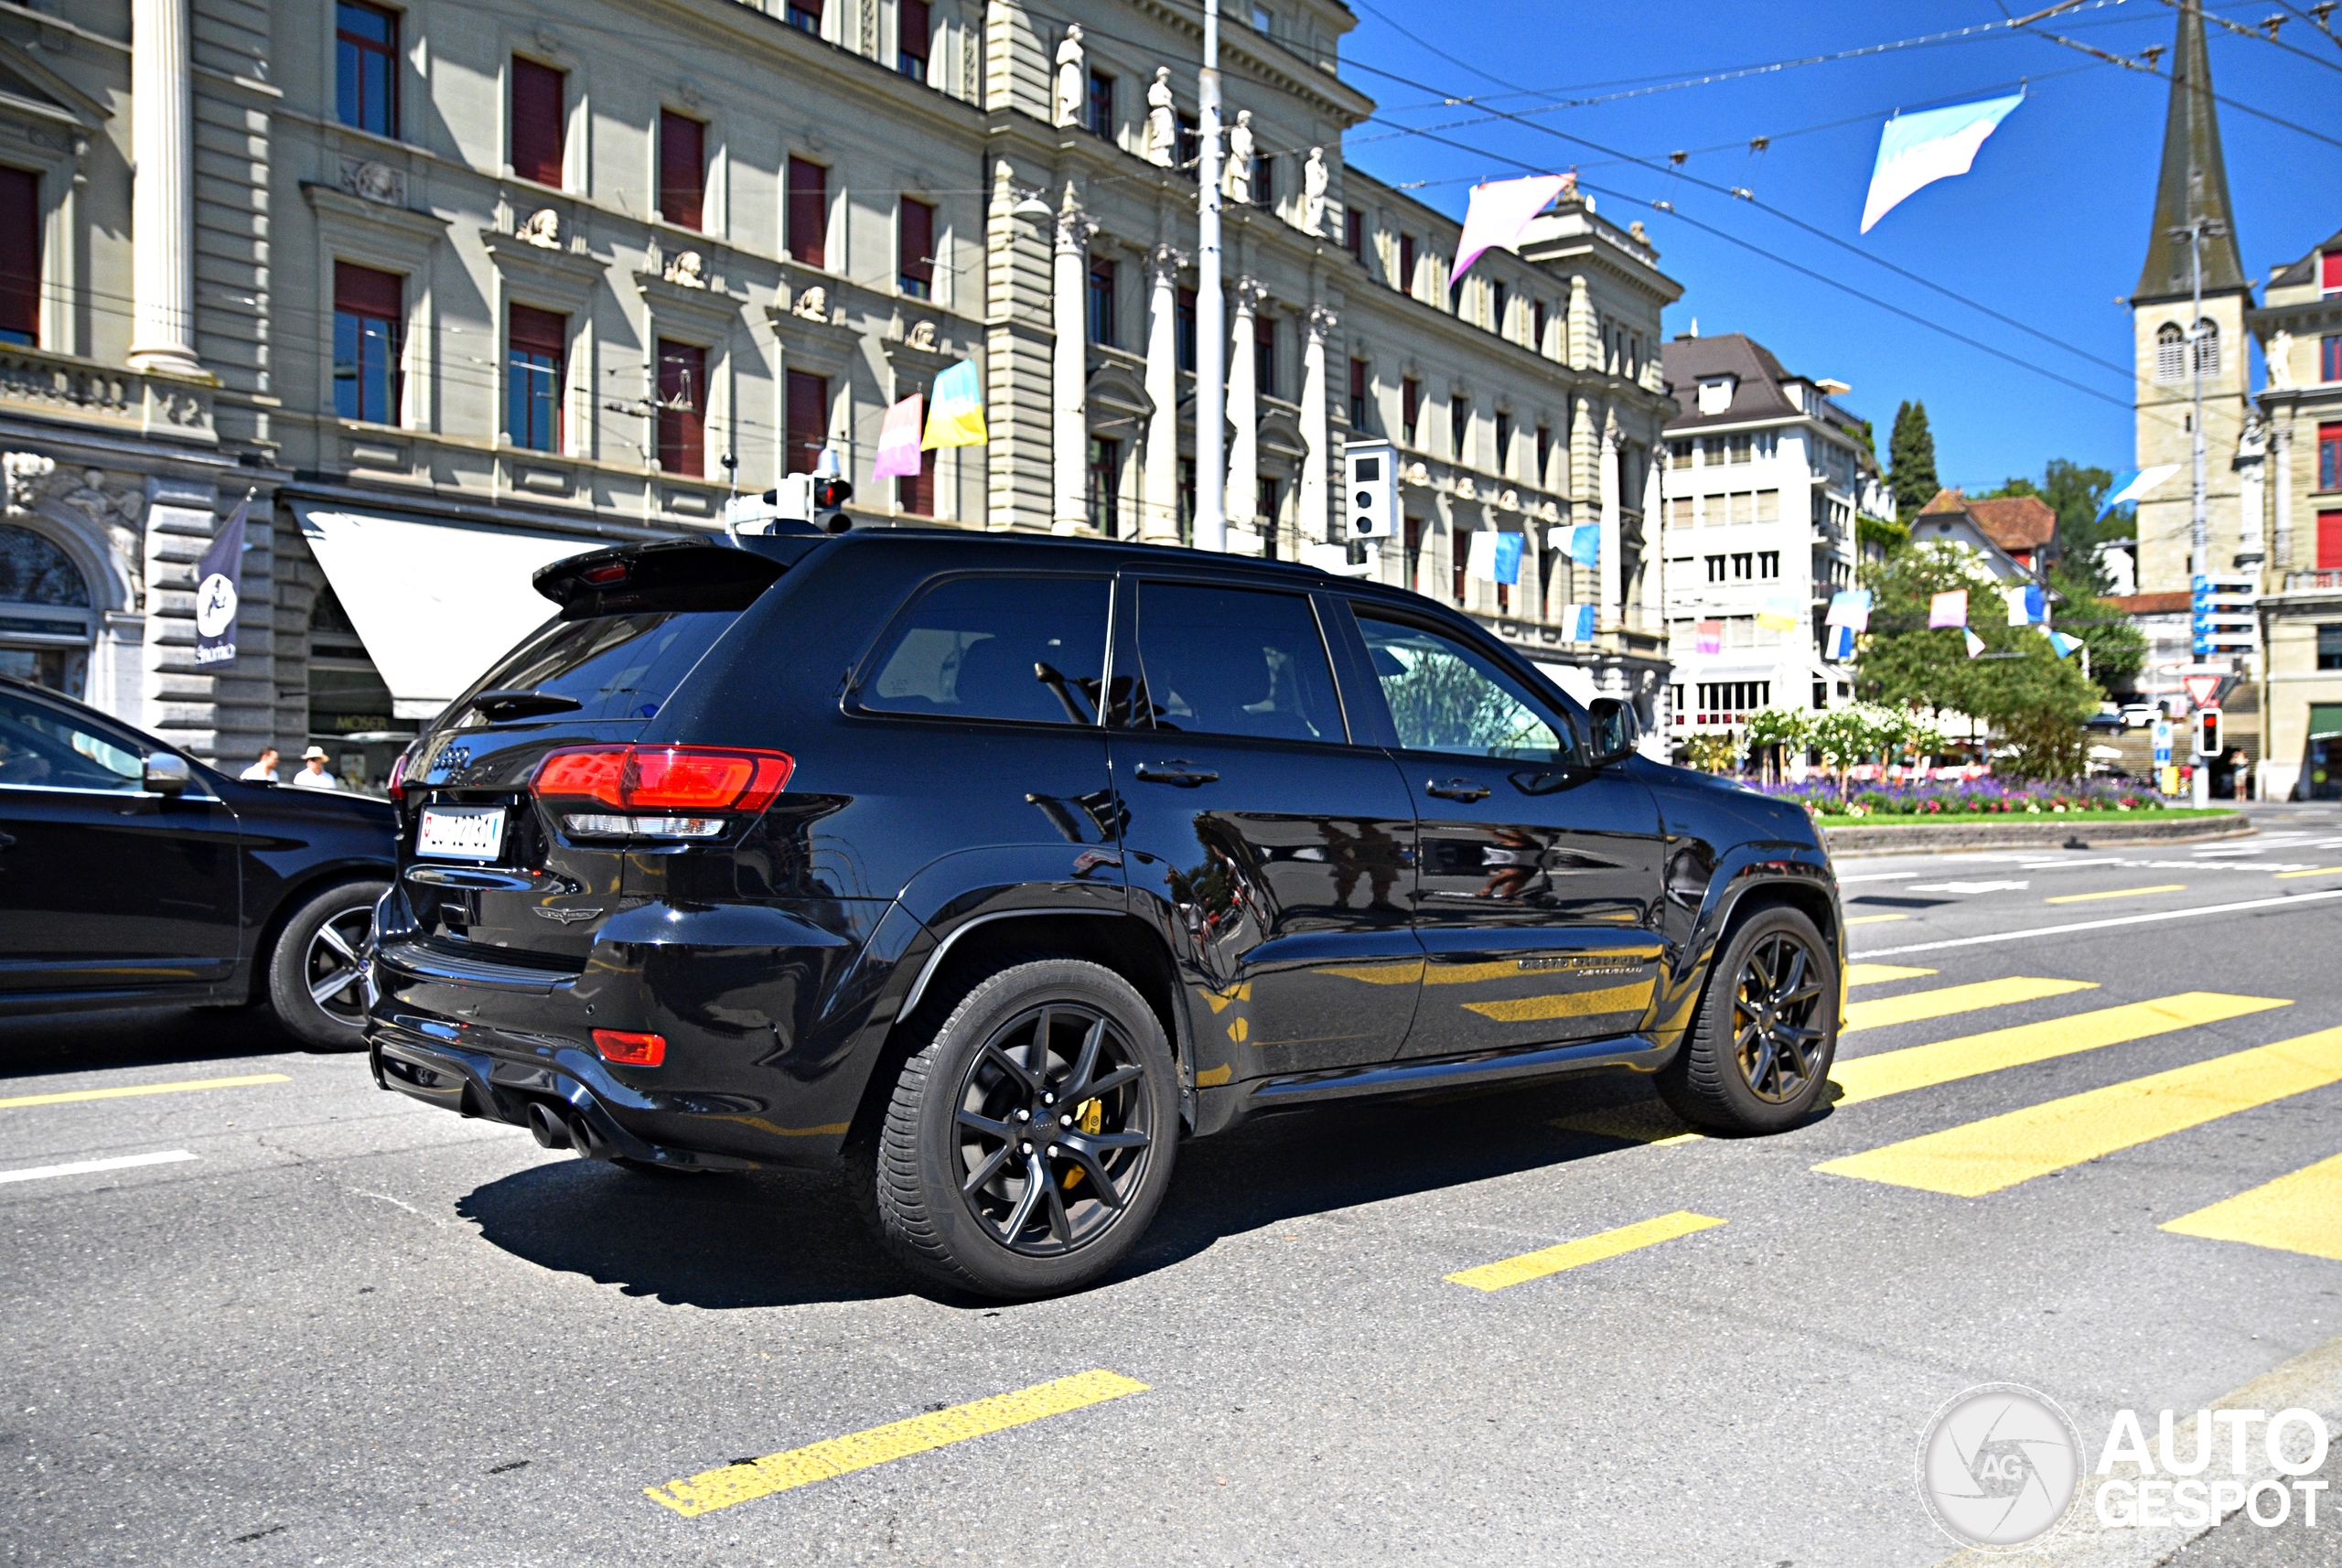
[2266,328,2294,390]
[518,208,562,248]
[1302,147,1327,235]
[1223,110,1254,204]
[906,319,940,350]
[1054,26,1085,127]
[1145,68,1176,167]
[791,285,830,321]
[664,251,706,288]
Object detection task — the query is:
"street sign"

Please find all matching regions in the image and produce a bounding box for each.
[2152,719,2173,766]
[2181,673,2221,706]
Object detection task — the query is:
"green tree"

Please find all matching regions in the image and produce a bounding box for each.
[1982,459,2147,684]
[1888,401,1939,521]
[1743,707,1812,784]
[1853,542,2102,781]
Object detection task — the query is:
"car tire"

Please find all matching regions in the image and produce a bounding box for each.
[856,956,1178,1300]
[264,879,387,1051]
[1656,905,1838,1135]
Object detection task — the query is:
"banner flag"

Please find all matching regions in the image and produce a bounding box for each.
[1558,604,1595,642]
[1566,522,1601,566]
[1827,623,1856,660]
[2048,629,2083,659]
[1928,589,1969,628]
[873,394,925,479]
[1694,619,1722,655]
[2005,584,2047,626]
[921,360,988,448]
[1860,93,2024,233]
[193,493,250,668]
[1964,628,1988,659]
[1490,531,1522,586]
[1756,592,1802,632]
[1453,174,1571,283]
[1466,530,1499,583]
[2100,464,2181,514]
[1825,588,1872,630]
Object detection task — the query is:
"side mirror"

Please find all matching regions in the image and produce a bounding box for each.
[143,753,192,796]
[1585,697,1640,768]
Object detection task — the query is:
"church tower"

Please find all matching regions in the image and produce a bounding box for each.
[2130,0,2256,596]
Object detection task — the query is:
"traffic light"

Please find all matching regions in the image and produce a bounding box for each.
[1343,440,1395,541]
[812,474,854,534]
[2194,707,2222,758]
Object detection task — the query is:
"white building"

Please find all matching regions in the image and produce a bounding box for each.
[1657,331,1890,739]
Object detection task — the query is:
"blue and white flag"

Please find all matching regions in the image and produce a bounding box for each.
[192,493,250,667]
[1825,588,1872,631]
[1860,93,2024,233]
[1557,603,1595,642]
[2005,584,2047,626]
[1566,523,1600,567]
[2048,629,2083,659]
[2100,464,2181,515]
[1826,623,1856,660]
[1490,531,1522,586]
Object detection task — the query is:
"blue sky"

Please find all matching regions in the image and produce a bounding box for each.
[1336,0,2342,492]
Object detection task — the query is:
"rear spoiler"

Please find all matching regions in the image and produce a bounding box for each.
[532,538,789,618]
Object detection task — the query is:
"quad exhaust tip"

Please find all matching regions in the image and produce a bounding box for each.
[523,1099,608,1159]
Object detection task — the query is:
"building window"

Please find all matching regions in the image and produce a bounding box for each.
[786,0,822,33]
[1532,299,1547,352]
[1178,456,1196,541]
[2194,317,2220,377]
[659,111,705,231]
[1493,412,1510,476]
[2319,509,2342,569]
[1348,358,1368,429]
[1728,433,1752,464]
[1176,287,1197,371]
[2319,625,2342,671]
[336,2,398,137]
[1450,395,1467,462]
[1255,315,1275,398]
[656,339,706,478]
[332,262,403,425]
[1176,114,1200,176]
[1252,154,1273,209]
[1452,529,1469,605]
[1087,256,1116,346]
[2154,322,2186,382]
[1704,554,1725,584]
[1397,233,1414,296]
[1086,70,1114,137]
[2321,423,2342,492]
[0,166,38,347]
[2326,250,2342,295]
[2323,334,2342,384]
[1758,550,1779,578]
[1252,4,1271,29]
[1732,553,1754,580]
[898,0,930,78]
[786,370,827,474]
[787,156,827,267]
[1694,682,1769,725]
[1489,280,1507,337]
[1257,477,1281,557]
[1088,435,1122,535]
[898,197,935,299]
[0,523,94,697]
[1668,438,1692,470]
[1535,424,1552,486]
[510,58,565,188]
[507,304,565,452]
[1343,208,1363,260]
[1403,515,1423,591]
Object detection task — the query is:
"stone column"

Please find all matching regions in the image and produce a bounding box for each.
[128,0,202,377]
[1298,306,1335,552]
[1597,421,1622,629]
[1224,276,1262,532]
[1142,243,1184,543]
[2272,421,2293,570]
[1051,189,1097,533]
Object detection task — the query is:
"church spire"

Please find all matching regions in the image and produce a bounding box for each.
[2134,0,2249,303]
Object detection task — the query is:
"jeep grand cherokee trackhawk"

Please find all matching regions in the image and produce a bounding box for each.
[366,529,1842,1298]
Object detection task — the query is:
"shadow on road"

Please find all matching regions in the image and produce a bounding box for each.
[0,1004,303,1079]
[451,1067,1728,1310]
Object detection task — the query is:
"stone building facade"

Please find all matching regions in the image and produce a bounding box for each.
[0,0,1681,782]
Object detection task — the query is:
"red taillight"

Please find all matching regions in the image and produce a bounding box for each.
[580,561,630,585]
[387,747,413,801]
[592,1029,666,1067]
[531,745,793,812]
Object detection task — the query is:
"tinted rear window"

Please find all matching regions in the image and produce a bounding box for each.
[859,575,1110,725]
[457,611,738,724]
[1133,583,1344,744]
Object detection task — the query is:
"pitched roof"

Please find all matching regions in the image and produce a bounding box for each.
[1918,487,1967,516]
[1659,332,1799,430]
[2110,591,2191,616]
[2270,226,2342,288]
[2134,0,2250,303]
[1966,495,2057,553]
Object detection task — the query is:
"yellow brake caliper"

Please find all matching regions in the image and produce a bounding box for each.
[1061,1099,1103,1189]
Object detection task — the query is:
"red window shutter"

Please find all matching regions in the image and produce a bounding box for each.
[787,157,827,267]
[900,0,931,57]
[786,370,827,473]
[898,198,934,291]
[656,339,706,478]
[2324,251,2342,294]
[333,260,403,319]
[0,166,40,344]
[510,59,565,187]
[509,303,567,359]
[2320,510,2342,571]
[659,112,704,231]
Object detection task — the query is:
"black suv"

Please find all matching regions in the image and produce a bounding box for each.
[368,532,1841,1297]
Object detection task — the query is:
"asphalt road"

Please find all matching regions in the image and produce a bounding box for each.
[5,804,2341,1566]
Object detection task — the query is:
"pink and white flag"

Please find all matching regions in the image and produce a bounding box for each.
[1928,589,1969,629]
[1453,174,1570,285]
[873,393,925,480]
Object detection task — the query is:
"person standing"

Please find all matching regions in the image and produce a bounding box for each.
[240,746,280,783]
[290,745,339,790]
[2229,748,2250,802]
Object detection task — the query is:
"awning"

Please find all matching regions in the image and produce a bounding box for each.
[291,503,607,719]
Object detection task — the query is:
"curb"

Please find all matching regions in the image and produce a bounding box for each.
[1825,815,2252,856]
[1932,1328,2342,1567]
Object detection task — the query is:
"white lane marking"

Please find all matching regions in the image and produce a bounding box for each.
[1907,880,2030,894]
[1837,871,1919,884]
[1853,887,2342,958]
[0,1150,199,1186]
[2013,857,2122,871]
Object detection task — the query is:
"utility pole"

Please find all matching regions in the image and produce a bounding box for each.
[1194,0,1226,553]
[2172,214,2223,808]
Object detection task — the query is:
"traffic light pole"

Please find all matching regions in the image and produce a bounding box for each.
[2174,216,2218,809]
[1193,0,1226,553]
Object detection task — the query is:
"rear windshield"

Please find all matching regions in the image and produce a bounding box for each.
[456,610,739,725]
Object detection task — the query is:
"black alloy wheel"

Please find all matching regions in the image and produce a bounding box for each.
[1656,905,1838,1135]
[305,906,374,1029]
[266,879,389,1051]
[1730,929,1827,1104]
[951,1002,1155,1255]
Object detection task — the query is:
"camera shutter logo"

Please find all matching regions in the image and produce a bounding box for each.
[192,494,251,668]
[1917,1383,2084,1549]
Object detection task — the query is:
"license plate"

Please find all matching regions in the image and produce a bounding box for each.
[416,805,507,861]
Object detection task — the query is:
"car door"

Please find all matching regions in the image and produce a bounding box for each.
[0,685,242,996]
[1109,575,1422,1084]
[1343,607,1665,1058]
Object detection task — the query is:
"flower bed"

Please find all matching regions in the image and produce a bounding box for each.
[1756,779,2167,820]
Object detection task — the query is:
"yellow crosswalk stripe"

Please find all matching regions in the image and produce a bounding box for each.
[643,1370,1149,1517]
[2045,884,2186,905]
[1842,976,2096,1034]
[1846,964,1937,987]
[1815,1026,2342,1197]
[2161,1152,2342,1262]
[1445,1211,1724,1292]
[1847,913,1906,926]
[2275,866,2342,880]
[1830,993,2290,1108]
[0,1073,293,1111]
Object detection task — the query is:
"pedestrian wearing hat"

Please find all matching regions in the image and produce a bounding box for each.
[291,745,339,791]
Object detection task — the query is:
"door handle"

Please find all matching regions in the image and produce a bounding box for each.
[1425,779,1490,802]
[1133,761,1219,787]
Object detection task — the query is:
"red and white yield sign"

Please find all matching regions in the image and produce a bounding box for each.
[2182,673,2222,705]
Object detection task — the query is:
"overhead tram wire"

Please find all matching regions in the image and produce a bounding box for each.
[2004,16,2342,145]
[2156,0,2342,72]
